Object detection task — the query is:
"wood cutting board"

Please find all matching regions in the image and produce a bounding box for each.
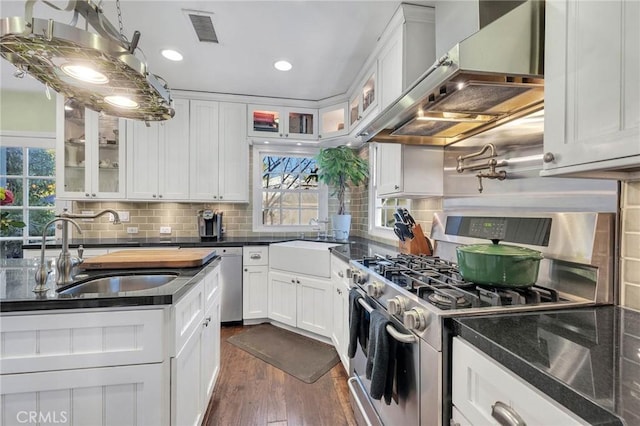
[80,248,217,270]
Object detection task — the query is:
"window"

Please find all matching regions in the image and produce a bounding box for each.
[1,133,56,258]
[252,146,328,232]
[368,143,410,238]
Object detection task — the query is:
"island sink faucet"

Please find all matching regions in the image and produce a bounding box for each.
[34,209,120,291]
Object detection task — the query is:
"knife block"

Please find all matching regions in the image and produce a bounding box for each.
[398,224,433,256]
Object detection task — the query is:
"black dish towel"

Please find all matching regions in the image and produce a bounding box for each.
[348,288,369,358]
[365,310,397,405]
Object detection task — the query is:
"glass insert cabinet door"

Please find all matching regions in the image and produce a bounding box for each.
[248,105,318,140]
[59,97,125,199]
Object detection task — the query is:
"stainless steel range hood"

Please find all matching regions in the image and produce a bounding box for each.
[362,0,544,146]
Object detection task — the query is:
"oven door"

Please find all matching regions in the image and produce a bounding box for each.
[348,293,420,426]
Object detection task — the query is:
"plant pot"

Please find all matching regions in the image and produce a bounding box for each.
[331,214,351,240]
[456,243,543,287]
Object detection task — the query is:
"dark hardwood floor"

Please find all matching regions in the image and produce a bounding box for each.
[203,325,357,426]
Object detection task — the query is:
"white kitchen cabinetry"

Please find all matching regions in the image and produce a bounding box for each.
[243,246,269,320]
[1,261,221,426]
[190,100,249,202]
[170,263,220,426]
[56,97,126,200]
[268,270,332,337]
[542,0,640,177]
[126,98,190,201]
[248,104,318,140]
[375,143,443,198]
[330,254,351,370]
[1,309,166,425]
[377,5,435,112]
[452,337,587,425]
[349,66,378,134]
[319,103,349,139]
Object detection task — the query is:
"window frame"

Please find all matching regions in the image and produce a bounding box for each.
[252,145,328,233]
[1,131,60,245]
[368,143,411,239]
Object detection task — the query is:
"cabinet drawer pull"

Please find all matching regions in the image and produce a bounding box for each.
[244,268,248,272]
[394,185,399,190]
[338,271,344,277]
[543,152,555,163]
[491,401,526,426]
[291,279,295,283]
[203,316,212,327]
[250,253,262,260]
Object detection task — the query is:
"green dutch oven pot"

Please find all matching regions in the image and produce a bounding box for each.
[456,241,544,287]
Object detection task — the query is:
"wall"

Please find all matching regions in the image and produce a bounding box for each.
[0,90,56,132]
[621,180,640,310]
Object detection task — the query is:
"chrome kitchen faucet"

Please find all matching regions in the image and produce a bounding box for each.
[34,209,120,292]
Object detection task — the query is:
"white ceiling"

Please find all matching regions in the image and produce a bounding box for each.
[1,0,434,101]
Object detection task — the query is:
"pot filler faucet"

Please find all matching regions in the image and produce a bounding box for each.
[34,209,120,292]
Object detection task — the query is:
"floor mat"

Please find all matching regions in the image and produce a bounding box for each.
[227,324,339,383]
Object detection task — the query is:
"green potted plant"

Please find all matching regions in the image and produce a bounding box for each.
[315,146,368,239]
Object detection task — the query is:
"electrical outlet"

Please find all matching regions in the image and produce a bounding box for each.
[160,226,171,234]
[127,227,138,234]
[118,211,130,222]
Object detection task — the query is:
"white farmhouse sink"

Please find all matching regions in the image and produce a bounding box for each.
[270,240,342,277]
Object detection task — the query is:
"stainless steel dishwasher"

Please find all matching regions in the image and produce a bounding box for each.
[218,247,243,323]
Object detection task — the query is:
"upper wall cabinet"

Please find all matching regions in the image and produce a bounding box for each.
[349,66,378,133]
[190,101,249,202]
[56,96,126,200]
[319,103,348,139]
[248,105,318,141]
[541,0,639,177]
[127,98,191,201]
[375,143,443,198]
[378,4,435,111]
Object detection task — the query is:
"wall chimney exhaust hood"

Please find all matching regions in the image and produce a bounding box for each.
[362,0,544,146]
[0,0,174,121]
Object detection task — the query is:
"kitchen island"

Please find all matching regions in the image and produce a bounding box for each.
[452,306,639,425]
[1,255,222,426]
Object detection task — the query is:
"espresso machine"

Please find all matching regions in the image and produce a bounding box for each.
[198,209,223,240]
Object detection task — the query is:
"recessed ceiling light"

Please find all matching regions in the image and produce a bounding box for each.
[274,60,292,71]
[296,142,302,146]
[104,95,139,109]
[60,63,108,84]
[161,49,184,62]
[263,141,270,144]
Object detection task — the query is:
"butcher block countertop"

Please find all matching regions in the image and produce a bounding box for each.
[80,248,217,270]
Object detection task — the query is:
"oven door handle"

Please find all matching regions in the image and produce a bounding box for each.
[385,324,417,343]
[357,298,417,344]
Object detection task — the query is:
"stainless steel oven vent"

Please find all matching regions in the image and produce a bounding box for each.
[0,0,175,121]
[187,12,219,43]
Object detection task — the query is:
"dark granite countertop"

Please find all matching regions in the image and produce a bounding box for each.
[22,236,399,263]
[453,306,640,425]
[0,257,221,312]
[21,236,288,250]
[10,236,399,313]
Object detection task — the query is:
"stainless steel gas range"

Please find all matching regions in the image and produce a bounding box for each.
[347,212,615,426]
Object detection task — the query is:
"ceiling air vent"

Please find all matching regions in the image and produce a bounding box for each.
[183,10,219,43]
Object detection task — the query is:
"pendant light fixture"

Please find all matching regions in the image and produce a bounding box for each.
[0,0,175,121]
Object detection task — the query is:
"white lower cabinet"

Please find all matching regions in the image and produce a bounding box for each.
[1,363,163,426]
[268,270,332,337]
[0,262,221,426]
[330,254,350,370]
[171,264,221,426]
[452,337,587,425]
[243,246,269,320]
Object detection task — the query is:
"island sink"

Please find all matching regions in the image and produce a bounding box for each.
[57,272,179,295]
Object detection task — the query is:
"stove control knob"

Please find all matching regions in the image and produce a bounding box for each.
[353,272,369,285]
[366,281,385,298]
[387,296,408,315]
[403,308,429,332]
